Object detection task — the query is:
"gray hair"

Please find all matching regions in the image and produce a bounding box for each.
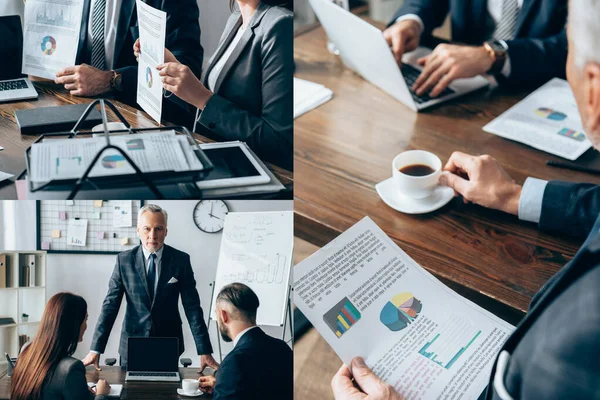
[569,0,600,69]
[137,204,168,226]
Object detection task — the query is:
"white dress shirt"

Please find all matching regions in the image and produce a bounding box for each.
[207,25,246,92]
[232,326,258,348]
[87,0,122,70]
[141,245,164,295]
[396,0,525,78]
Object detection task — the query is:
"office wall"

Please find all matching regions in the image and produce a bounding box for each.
[1,200,293,367]
[199,0,232,69]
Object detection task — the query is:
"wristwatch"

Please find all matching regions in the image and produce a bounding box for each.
[483,40,508,75]
[110,70,123,92]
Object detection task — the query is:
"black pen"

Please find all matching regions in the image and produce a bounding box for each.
[546,160,600,175]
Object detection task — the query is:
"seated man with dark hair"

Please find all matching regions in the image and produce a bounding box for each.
[199,283,293,400]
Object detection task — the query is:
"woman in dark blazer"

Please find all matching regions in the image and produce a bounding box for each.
[137,0,293,170]
[10,293,111,400]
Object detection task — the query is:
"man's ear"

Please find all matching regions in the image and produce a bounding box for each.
[219,308,229,324]
[584,62,600,133]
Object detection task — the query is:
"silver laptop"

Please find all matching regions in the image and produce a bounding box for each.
[308,0,489,111]
[0,15,38,103]
[125,337,181,382]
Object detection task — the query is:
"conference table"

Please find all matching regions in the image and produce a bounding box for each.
[293,15,600,399]
[0,79,293,199]
[0,366,211,399]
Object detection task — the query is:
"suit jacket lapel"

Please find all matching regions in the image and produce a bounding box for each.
[134,246,152,307]
[514,0,537,37]
[114,0,136,68]
[203,16,243,87]
[76,0,92,64]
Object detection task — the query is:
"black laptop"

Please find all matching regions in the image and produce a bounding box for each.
[125,337,181,382]
[0,15,38,103]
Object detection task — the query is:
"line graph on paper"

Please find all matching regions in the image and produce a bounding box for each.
[222,253,288,285]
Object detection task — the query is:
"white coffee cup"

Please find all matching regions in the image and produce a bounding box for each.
[392,150,442,199]
[182,378,199,394]
[91,122,128,133]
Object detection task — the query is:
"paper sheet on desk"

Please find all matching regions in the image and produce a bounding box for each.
[294,217,515,400]
[294,78,333,119]
[21,0,84,80]
[483,78,592,160]
[87,383,123,398]
[136,0,166,123]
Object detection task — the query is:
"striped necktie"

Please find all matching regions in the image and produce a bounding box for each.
[91,0,107,70]
[492,0,520,41]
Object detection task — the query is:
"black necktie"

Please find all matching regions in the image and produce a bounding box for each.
[147,253,156,301]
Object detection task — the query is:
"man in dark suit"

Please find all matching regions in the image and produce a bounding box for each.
[53,0,203,115]
[332,1,600,397]
[82,204,219,371]
[383,0,567,97]
[198,283,293,400]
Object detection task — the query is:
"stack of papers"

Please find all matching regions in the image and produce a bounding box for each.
[29,131,204,183]
[294,78,333,119]
[483,78,592,160]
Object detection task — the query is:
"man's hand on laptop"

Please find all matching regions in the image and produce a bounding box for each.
[55,64,113,97]
[412,44,492,97]
[82,351,102,371]
[383,19,421,66]
[199,354,219,373]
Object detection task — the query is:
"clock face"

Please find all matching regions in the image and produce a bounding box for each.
[193,200,229,233]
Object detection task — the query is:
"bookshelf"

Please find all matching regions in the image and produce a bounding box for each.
[0,251,46,364]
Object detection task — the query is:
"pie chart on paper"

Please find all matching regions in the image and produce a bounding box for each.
[41,36,57,55]
[380,292,422,331]
[101,154,127,169]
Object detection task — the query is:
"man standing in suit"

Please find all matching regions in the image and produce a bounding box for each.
[384,0,567,97]
[198,283,293,399]
[53,0,203,112]
[332,0,600,397]
[82,204,219,371]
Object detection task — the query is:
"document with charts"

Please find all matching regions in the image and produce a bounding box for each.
[136,0,166,123]
[294,217,515,400]
[483,78,592,160]
[22,0,84,80]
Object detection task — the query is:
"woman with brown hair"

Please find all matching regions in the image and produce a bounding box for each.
[10,292,111,400]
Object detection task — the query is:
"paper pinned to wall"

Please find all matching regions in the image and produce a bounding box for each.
[113,201,132,227]
[51,229,60,238]
[67,218,87,246]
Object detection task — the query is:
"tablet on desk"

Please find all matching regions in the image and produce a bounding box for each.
[196,142,271,189]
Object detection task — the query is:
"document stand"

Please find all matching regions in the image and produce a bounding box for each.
[21,99,214,199]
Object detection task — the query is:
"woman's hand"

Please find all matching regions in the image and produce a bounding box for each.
[134,39,178,63]
[156,62,213,109]
[95,379,111,395]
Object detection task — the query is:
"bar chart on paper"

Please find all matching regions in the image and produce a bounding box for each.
[418,315,482,369]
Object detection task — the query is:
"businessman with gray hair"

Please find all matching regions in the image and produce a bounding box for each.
[82,204,219,371]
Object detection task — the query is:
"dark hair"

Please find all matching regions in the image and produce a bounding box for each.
[10,293,87,400]
[230,0,293,12]
[217,283,260,323]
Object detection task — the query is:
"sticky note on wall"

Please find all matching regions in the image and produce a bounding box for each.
[52,230,61,238]
[59,212,67,220]
[94,200,103,208]
[120,237,129,245]
[41,242,50,250]
[92,212,101,219]
[66,200,74,206]
[97,231,105,239]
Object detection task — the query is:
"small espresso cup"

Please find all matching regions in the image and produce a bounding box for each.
[392,150,442,199]
[182,378,199,394]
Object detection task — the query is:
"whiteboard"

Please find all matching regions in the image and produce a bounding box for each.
[211,211,293,326]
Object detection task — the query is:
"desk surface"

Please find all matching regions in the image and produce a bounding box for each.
[0,80,292,199]
[293,19,600,315]
[0,366,210,399]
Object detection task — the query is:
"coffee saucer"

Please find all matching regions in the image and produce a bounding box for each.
[177,388,203,397]
[375,178,454,214]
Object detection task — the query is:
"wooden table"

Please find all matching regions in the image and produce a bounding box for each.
[293,18,600,317]
[0,366,210,399]
[0,80,292,199]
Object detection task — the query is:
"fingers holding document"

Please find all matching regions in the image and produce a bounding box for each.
[156,62,213,109]
[331,357,405,400]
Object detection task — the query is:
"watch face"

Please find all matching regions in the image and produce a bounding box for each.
[490,40,508,53]
[193,200,229,233]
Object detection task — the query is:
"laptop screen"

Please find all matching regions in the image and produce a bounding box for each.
[0,15,25,80]
[127,337,179,372]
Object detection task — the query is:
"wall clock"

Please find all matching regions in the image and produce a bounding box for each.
[193,200,229,233]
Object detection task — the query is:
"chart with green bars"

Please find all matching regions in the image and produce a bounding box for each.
[418,316,482,369]
[323,297,361,338]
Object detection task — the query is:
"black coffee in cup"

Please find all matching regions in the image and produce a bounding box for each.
[399,164,435,177]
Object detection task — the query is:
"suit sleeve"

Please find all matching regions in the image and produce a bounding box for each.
[115,0,204,106]
[90,257,125,354]
[197,15,293,170]
[63,361,107,400]
[213,355,247,400]
[180,253,213,355]
[388,0,449,33]
[539,181,600,239]
[502,29,567,87]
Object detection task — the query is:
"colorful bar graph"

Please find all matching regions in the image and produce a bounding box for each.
[324,297,361,338]
[418,330,481,369]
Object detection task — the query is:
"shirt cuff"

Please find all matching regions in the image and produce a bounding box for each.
[518,177,548,223]
[499,40,511,77]
[394,14,424,34]
[90,350,101,355]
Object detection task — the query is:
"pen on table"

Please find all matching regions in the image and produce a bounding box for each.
[546,160,600,175]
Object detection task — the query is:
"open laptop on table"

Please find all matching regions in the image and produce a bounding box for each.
[0,15,38,103]
[125,337,181,382]
[308,0,489,111]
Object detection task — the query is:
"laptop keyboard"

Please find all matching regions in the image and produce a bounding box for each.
[0,79,28,92]
[129,372,178,377]
[401,64,455,104]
